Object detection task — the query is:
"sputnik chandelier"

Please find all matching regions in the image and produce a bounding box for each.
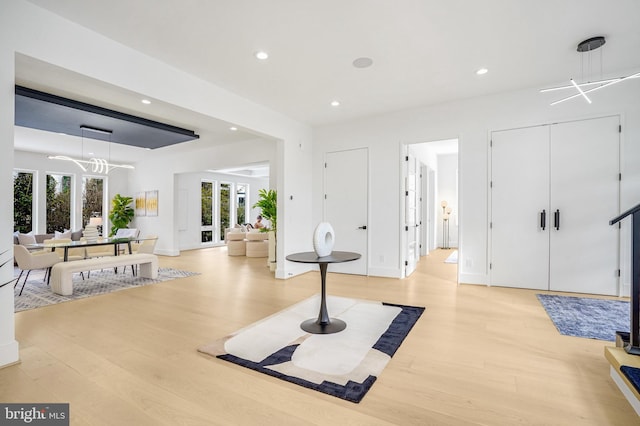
[541,36,640,106]
[48,125,134,173]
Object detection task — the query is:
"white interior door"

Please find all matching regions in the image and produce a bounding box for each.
[420,165,429,256]
[549,116,619,295]
[405,153,419,276]
[491,126,550,290]
[428,168,436,251]
[325,148,368,275]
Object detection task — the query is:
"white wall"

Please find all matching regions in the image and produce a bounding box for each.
[14,149,130,234]
[128,137,277,256]
[0,40,18,368]
[0,0,313,368]
[314,80,640,284]
[175,171,268,250]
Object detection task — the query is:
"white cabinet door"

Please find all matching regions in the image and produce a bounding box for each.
[549,116,620,295]
[491,126,550,290]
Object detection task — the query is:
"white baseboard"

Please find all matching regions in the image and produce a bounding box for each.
[367,267,402,279]
[154,248,180,256]
[458,272,488,285]
[277,263,313,279]
[0,340,19,369]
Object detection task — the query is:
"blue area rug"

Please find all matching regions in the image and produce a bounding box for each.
[536,294,629,341]
[199,295,424,403]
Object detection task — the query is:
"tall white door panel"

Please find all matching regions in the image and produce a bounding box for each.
[325,148,368,275]
[405,153,419,277]
[549,116,619,295]
[491,126,550,290]
[490,116,620,295]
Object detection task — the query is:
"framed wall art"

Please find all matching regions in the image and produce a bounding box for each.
[146,190,158,216]
[135,192,146,216]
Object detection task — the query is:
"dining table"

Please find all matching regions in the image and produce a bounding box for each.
[27,237,140,261]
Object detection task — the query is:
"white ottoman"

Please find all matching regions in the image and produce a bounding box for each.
[227,231,247,256]
[246,231,269,258]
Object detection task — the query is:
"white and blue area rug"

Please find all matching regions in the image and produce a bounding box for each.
[536,294,629,341]
[14,267,198,312]
[198,295,424,403]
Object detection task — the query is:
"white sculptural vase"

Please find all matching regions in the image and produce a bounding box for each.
[313,222,335,257]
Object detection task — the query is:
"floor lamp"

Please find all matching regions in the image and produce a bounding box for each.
[441,200,453,249]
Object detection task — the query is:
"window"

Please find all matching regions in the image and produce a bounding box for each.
[237,184,247,225]
[13,171,34,233]
[219,183,231,241]
[82,176,104,227]
[201,180,213,243]
[46,173,72,233]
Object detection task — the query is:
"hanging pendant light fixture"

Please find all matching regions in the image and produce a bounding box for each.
[540,36,640,106]
[48,125,134,173]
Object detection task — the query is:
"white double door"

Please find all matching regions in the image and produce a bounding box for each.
[491,116,620,295]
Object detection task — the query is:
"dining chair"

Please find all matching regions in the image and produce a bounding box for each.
[43,238,86,261]
[82,237,114,259]
[124,236,158,275]
[13,244,61,295]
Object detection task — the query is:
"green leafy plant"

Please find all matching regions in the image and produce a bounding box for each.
[252,189,277,233]
[108,193,134,236]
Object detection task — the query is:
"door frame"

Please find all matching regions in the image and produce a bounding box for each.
[401,140,459,279]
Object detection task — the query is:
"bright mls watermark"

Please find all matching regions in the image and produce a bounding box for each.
[1,404,69,425]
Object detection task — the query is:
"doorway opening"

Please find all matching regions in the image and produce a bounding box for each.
[401,138,459,278]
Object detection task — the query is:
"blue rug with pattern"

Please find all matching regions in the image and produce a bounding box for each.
[536,294,629,341]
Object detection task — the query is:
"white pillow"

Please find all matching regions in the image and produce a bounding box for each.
[18,232,36,245]
[54,229,72,239]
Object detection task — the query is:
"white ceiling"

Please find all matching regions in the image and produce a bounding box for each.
[22,0,640,128]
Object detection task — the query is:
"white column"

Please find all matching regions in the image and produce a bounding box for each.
[0,47,20,367]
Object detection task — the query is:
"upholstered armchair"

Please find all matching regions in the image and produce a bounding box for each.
[13,244,61,295]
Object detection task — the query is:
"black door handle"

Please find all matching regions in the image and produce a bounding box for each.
[554,209,560,230]
[540,209,546,230]
[357,225,367,230]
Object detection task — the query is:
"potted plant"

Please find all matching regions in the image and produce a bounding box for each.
[253,189,277,233]
[108,193,134,236]
[253,189,277,271]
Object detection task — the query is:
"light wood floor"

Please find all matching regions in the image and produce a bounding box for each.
[1,248,636,425]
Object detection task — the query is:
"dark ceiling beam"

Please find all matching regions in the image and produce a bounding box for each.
[15,85,199,149]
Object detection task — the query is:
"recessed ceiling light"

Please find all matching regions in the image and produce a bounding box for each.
[353,57,373,69]
[255,51,269,60]
[141,99,151,104]
[330,100,340,107]
[476,68,488,75]
[230,126,238,131]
